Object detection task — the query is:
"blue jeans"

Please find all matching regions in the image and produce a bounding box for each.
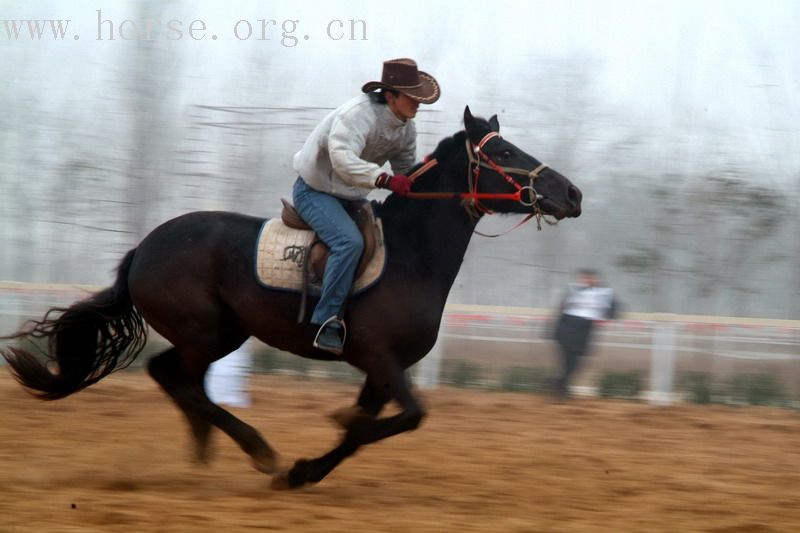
[292,177,364,325]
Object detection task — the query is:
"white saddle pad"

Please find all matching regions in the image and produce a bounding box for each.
[254,218,386,294]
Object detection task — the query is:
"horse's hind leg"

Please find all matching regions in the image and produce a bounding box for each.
[148,348,213,462]
[148,347,278,473]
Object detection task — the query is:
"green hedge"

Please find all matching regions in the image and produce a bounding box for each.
[441,360,484,388]
[499,366,554,393]
[678,372,713,404]
[598,371,643,399]
[728,373,786,407]
[251,346,310,377]
[678,371,788,407]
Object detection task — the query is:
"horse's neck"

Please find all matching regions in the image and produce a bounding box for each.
[381,152,480,300]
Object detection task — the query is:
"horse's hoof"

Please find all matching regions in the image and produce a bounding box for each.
[192,457,211,468]
[328,406,373,430]
[270,471,293,490]
[270,469,306,490]
[252,450,280,475]
[269,459,310,490]
[192,447,213,467]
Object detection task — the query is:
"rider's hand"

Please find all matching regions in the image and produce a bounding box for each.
[375,173,412,196]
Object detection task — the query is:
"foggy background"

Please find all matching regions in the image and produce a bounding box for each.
[2,0,799,319]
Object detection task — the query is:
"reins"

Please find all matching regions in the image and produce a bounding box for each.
[404,131,557,235]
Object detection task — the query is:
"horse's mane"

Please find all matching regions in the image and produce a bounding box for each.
[428,130,467,161]
[405,130,467,191]
[381,115,493,215]
[406,114,494,189]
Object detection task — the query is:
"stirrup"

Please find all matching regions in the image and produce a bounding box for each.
[312,316,347,354]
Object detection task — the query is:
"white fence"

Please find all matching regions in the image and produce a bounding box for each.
[2,284,799,405]
[417,305,800,404]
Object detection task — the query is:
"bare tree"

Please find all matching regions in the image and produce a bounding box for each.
[124,0,180,241]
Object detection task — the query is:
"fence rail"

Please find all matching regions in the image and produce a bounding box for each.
[2,282,799,404]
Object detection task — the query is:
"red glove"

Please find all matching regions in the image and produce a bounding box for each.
[375,173,412,196]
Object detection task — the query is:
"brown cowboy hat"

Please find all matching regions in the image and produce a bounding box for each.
[361,58,440,104]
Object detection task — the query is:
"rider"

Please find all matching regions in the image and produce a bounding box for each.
[292,58,441,355]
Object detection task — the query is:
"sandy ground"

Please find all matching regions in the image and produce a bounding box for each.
[1,371,799,533]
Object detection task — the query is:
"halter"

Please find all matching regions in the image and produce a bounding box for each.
[406,131,555,234]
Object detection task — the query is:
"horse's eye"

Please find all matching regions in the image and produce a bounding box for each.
[501,150,513,158]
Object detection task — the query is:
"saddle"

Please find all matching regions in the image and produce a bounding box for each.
[279,198,380,283]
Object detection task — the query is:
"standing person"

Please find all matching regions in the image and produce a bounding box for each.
[552,269,619,399]
[292,58,441,355]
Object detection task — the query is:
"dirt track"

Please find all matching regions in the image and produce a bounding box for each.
[1,372,799,532]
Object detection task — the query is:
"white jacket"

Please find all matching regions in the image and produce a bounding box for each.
[562,284,616,321]
[293,93,417,200]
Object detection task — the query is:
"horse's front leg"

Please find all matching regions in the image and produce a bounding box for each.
[272,357,424,489]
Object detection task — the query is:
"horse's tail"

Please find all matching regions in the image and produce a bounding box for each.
[1,248,147,400]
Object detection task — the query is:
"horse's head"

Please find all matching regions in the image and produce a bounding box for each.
[463,106,582,220]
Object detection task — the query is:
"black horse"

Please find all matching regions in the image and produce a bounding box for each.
[2,107,582,489]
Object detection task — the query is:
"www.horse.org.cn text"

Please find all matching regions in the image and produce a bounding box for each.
[1,10,368,47]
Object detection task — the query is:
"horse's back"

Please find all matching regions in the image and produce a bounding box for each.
[129,211,266,301]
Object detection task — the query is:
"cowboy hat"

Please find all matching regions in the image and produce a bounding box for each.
[361,58,440,104]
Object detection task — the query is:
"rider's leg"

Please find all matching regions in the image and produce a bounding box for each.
[293,178,364,352]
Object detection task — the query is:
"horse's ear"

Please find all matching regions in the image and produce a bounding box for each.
[488,114,500,132]
[464,106,476,132]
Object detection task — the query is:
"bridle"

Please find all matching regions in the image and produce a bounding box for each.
[465,131,546,216]
[405,131,557,235]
